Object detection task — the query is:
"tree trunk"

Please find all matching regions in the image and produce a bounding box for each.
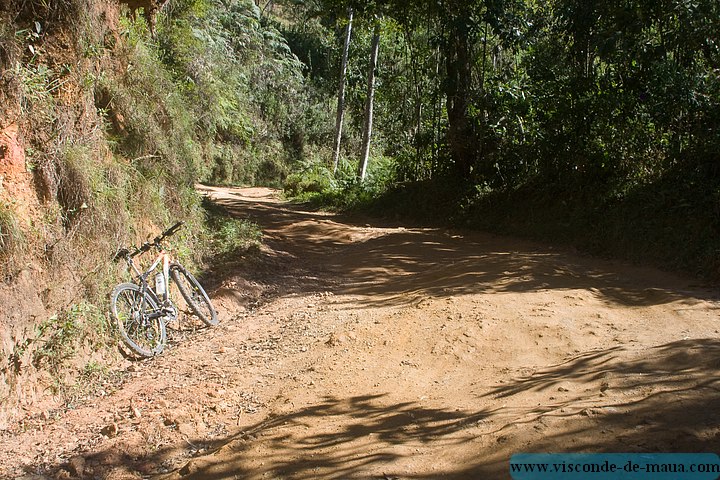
[432,44,442,176]
[332,7,353,174]
[445,19,475,177]
[358,18,381,182]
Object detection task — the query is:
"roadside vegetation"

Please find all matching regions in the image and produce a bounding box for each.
[0,0,304,405]
[281,0,720,279]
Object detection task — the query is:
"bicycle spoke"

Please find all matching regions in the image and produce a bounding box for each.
[110,283,166,357]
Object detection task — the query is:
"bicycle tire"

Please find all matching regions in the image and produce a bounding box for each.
[110,283,167,357]
[170,264,218,326]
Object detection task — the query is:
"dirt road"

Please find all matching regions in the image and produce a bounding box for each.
[2,186,720,479]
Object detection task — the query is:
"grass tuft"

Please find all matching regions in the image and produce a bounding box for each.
[203,198,262,259]
[0,202,25,278]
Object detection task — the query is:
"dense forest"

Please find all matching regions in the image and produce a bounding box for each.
[0,0,718,413]
[2,0,718,276]
[283,0,720,278]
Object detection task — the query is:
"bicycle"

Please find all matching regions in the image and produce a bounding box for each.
[109,221,218,357]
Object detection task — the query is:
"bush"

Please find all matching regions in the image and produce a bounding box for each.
[202,197,262,260]
[284,161,337,199]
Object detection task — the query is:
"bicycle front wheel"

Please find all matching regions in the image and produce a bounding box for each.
[110,283,166,357]
[170,264,218,327]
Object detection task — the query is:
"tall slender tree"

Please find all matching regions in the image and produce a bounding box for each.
[357,16,381,181]
[332,7,354,174]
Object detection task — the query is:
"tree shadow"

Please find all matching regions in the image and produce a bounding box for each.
[51,394,500,480]
[49,339,720,479]
[202,186,718,310]
[190,394,495,480]
[475,338,720,459]
[483,338,720,400]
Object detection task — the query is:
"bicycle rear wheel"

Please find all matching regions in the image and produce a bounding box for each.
[110,283,166,357]
[170,264,218,327]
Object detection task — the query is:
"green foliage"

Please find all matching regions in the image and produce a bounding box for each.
[32,303,109,381]
[153,0,328,185]
[279,14,338,86]
[284,161,338,199]
[205,209,262,257]
[100,14,205,185]
[286,154,397,211]
[15,61,56,122]
[278,0,719,276]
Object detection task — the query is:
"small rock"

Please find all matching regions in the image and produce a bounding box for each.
[557,386,570,392]
[325,333,347,346]
[101,423,118,437]
[178,422,195,436]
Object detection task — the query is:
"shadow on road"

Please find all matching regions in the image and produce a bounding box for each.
[479,337,720,456]
[12,186,720,480]
[204,186,718,310]
[58,338,720,480]
[157,394,497,480]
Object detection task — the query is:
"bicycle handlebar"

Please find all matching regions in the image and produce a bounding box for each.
[111,221,185,262]
[112,248,130,262]
[154,221,184,244]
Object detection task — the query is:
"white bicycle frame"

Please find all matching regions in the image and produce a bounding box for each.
[127,248,171,306]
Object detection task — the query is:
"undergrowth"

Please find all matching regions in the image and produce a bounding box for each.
[283,155,397,211]
[31,303,109,380]
[284,156,720,281]
[203,197,262,260]
[0,301,117,404]
[0,0,274,412]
